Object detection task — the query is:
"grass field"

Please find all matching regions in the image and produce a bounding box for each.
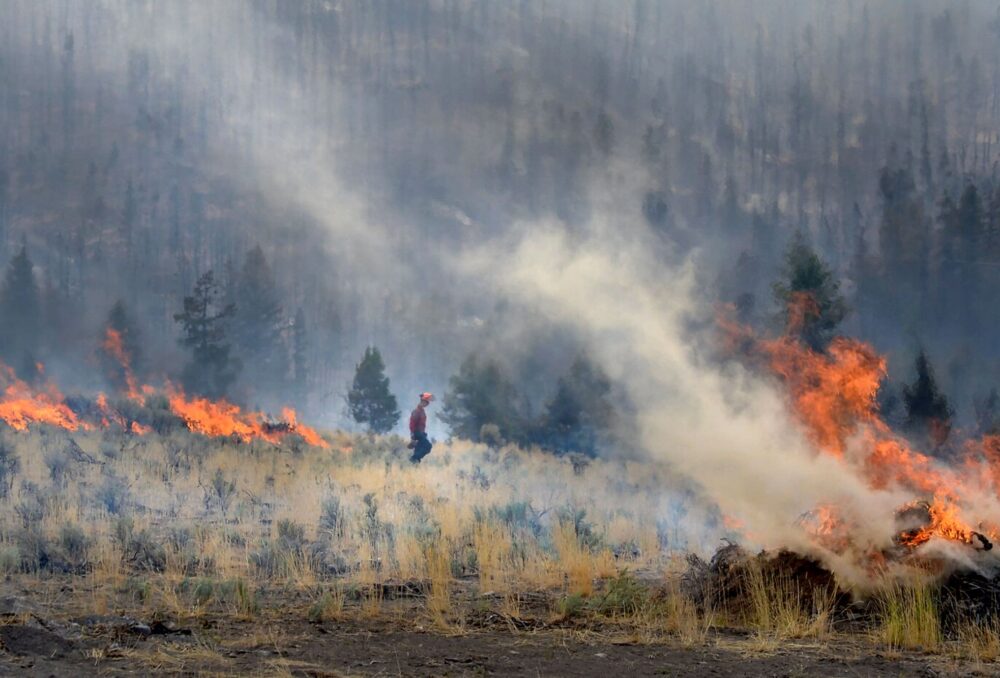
[0,426,996,675]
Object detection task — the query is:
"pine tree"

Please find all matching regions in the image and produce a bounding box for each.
[0,243,40,376]
[441,354,526,444]
[902,349,953,448]
[540,354,615,456]
[173,271,240,398]
[233,245,287,392]
[99,299,142,390]
[347,347,399,434]
[772,233,847,351]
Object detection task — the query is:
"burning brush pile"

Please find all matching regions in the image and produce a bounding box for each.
[712,302,1000,628]
[0,328,327,449]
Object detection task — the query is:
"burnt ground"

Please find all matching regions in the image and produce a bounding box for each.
[1,614,991,677]
[1,582,997,678]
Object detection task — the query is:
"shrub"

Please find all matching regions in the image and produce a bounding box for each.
[207,468,237,515]
[0,545,19,574]
[276,519,307,551]
[308,589,344,622]
[59,523,89,567]
[555,506,602,551]
[556,593,587,619]
[0,442,19,498]
[218,578,258,617]
[193,579,214,606]
[15,527,51,572]
[43,451,70,487]
[319,497,342,537]
[14,483,45,527]
[590,569,647,616]
[95,475,130,514]
[114,517,166,572]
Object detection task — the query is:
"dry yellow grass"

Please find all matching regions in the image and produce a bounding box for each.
[0,427,696,604]
[10,423,996,663]
[876,578,941,652]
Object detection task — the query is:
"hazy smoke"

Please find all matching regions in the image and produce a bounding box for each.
[10,1,1000,580]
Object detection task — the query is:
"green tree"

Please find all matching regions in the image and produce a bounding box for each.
[772,232,847,351]
[441,354,526,444]
[99,299,143,390]
[347,347,399,434]
[0,243,40,377]
[902,349,953,448]
[173,271,240,398]
[233,245,287,391]
[540,354,615,456]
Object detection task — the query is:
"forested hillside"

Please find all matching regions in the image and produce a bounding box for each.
[2,1,1000,430]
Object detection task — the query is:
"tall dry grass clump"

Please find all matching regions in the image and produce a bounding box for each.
[876,579,941,651]
[553,520,594,596]
[740,558,834,639]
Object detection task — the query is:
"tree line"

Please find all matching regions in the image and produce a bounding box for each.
[346,345,615,457]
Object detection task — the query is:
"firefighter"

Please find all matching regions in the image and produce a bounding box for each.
[409,392,434,463]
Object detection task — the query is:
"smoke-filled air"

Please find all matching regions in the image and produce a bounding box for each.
[5,1,1000,675]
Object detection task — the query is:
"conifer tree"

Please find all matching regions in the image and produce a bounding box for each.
[347,347,399,434]
[540,354,615,456]
[441,354,526,443]
[99,299,142,390]
[0,243,40,376]
[233,245,287,391]
[173,271,240,398]
[902,349,953,447]
[772,232,847,351]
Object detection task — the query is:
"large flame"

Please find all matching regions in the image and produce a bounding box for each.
[168,387,329,448]
[722,300,998,558]
[102,328,149,404]
[0,324,329,448]
[0,364,86,432]
[100,325,327,447]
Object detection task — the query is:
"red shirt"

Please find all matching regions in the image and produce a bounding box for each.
[409,406,427,434]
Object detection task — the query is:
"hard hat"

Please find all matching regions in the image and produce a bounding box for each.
[419,392,434,402]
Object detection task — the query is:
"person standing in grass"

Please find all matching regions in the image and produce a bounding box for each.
[409,392,434,463]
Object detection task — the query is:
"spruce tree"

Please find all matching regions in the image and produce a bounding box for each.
[540,354,615,456]
[772,232,847,351]
[902,349,953,447]
[0,243,40,376]
[99,299,143,390]
[173,271,240,398]
[440,354,526,444]
[233,245,287,392]
[347,347,399,434]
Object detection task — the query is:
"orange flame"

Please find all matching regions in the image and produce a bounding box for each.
[168,387,328,448]
[102,328,144,403]
[895,496,981,549]
[0,364,86,432]
[279,407,327,448]
[720,306,992,554]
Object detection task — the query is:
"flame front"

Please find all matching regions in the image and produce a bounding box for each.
[168,388,329,448]
[723,302,994,557]
[0,364,85,432]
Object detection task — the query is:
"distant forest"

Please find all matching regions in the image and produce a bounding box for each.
[3,1,1000,431]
